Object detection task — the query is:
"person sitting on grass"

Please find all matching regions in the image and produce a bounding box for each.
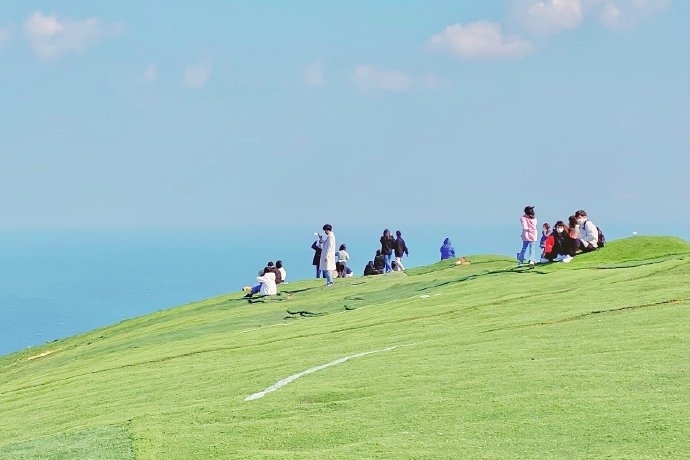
[245,267,276,298]
[373,250,386,273]
[575,209,599,253]
[364,261,382,276]
[542,220,574,263]
[276,260,286,284]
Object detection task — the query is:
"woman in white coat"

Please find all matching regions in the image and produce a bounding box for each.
[319,224,336,286]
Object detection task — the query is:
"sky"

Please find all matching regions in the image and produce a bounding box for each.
[1,0,688,235]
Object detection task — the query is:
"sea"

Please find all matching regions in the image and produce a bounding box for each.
[1,223,685,356]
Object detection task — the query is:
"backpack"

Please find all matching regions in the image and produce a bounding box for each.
[596,226,605,248]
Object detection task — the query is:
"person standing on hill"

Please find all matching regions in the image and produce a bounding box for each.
[394,230,409,271]
[440,238,455,260]
[517,205,538,268]
[319,224,336,286]
[380,229,395,273]
[311,234,323,278]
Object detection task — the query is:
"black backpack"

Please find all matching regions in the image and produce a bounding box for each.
[596,226,605,248]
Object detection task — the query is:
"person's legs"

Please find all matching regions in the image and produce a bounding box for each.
[528,241,538,264]
[245,284,261,297]
[384,254,392,272]
[517,240,529,264]
[325,270,333,285]
[395,256,405,270]
[579,241,597,253]
[315,266,321,278]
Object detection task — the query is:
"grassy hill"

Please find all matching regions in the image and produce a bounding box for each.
[1,236,689,459]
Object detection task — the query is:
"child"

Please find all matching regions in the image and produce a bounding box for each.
[539,222,551,260]
[517,205,538,268]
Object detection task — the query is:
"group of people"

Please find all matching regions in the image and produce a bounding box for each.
[364,229,409,276]
[519,206,602,268]
[244,260,287,298]
[243,210,603,297]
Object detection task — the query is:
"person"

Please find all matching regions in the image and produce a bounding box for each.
[245,266,277,298]
[373,249,386,273]
[540,223,551,251]
[319,224,336,286]
[311,235,323,278]
[575,209,599,253]
[440,238,455,260]
[567,215,581,256]
[276,260,287,283]
[335,244,350,278]
[542,220,575,263]
[394,230,409,271]
[256,267,277,296]
[517,205,538,268]
[364,261,382,276]
[344,266,354,277]
[380,229,395,273]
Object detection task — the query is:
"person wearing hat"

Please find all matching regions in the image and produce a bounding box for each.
[517,205,538,267]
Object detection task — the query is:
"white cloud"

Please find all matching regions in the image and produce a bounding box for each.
[182,58,212,88]
[22,11,123,61]
[353,65,413,92]
[585,0,671,30]
[143,63,157,84]
[428,21,532,60]
[353,65,444,92]
[517,0,584,35]
[304,60,325,87]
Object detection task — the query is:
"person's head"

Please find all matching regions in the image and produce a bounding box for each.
[339,244,346,251]
[383,229,390,237]
[263,267,272,275]
[368,260,374,266]
[267,261,274,267]
[396,230,402,238]
[524,206,535,218]
[275,260,283,269]
[555,220,566,233]
[568,215,578,228]
[443,237,451,245]
[322,224,333,234]
[376,249,381,256]
[543,223,550,231]
[575,210,587,224]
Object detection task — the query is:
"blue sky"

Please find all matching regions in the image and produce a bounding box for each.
[1,0,688,234]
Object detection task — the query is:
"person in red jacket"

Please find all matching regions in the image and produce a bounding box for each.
[542,221,575,263]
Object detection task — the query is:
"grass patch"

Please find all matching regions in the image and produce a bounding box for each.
[0,236,689,458]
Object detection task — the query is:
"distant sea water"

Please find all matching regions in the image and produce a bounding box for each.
[1,223,686,356]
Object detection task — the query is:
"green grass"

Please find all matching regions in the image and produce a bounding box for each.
[1,236,689,459]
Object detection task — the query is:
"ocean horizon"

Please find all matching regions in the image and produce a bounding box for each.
[1,223,686,356]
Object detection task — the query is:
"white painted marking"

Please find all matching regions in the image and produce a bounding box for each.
[244,346,397,401]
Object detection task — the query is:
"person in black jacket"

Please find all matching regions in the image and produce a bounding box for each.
[394,230,409,270]
[543,220,576,262]
[364,261,382,276]
[380,229,395,273]
[373,249,386,273]
[311,235,323,278]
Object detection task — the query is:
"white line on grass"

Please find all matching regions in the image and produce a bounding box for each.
[244,346,398,401]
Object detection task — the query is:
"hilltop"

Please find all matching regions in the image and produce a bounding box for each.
[1,236,689,459]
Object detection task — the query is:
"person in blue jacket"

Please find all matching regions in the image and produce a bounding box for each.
[440,238,456,260]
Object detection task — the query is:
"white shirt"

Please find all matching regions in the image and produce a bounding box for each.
[257,272,276,295]
[579,220,599,247]
[278,267,286,282]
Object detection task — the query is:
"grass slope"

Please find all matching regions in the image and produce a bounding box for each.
[1,236,689,459]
